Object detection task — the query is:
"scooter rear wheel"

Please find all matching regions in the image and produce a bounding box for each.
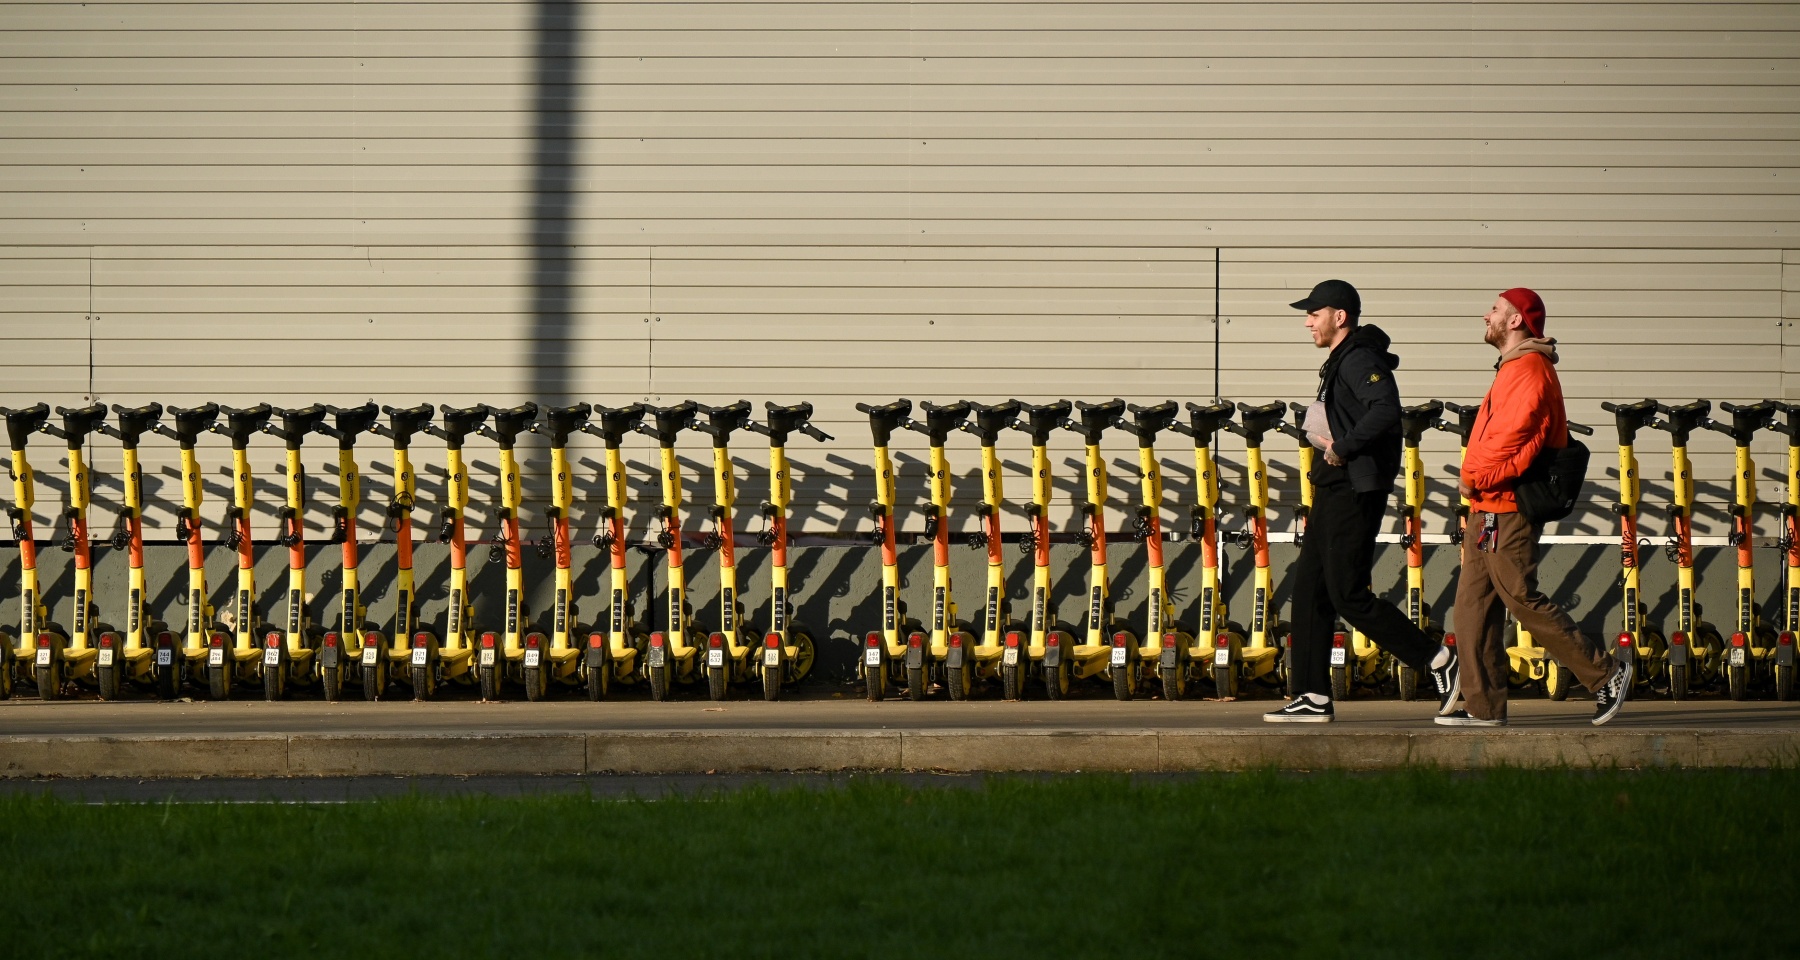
[1329,665,1349,703]
[153,657,180,701]
[35,661,61,700]
[362,663,384,701]
[1001,659,1024,701]
[1727,663,1749,701]
[585,655,608,703]
[706,664,727,701]
[320,663,341,702]
[1212,662,1238,700]
[1043,655,1070,701]
[647,660,671,702]
[946,663,971,701]
[524,663,548,702]
[263,660,286,701]
[411,663,434,701]
[864,658,886,701]
[789,629,817,684]
[1776,664,1794,701]
[906,664,927,701]
[207,664,228,701]
[96,660,122,701]
[1669,663,1690,701]
[478,663,500,702]
[1159,665,1186,701]
[1395,662,1421,701]
[1111,661,1135,701]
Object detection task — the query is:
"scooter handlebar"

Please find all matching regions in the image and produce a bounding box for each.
[316,401,380,446]
[47,403,110,447]
[102,402,164,447]
[800,423,833,442]
[374,403,435,447]
[154,403,218,447]
[1,402,52,450]
[1008,399,1072,444]
[1567,420,1594,437]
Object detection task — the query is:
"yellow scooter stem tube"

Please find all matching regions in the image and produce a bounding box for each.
[769,443,792,646]
[876,443,902,656]
[337,447,362,653]
[1084,443,1110,647]
[446,447,470,646]
[713,444,739,651]
[980,443,1005,645]
[929,444,952,657]
[392,446,416,643]
[283,447,307,654]
[501,447,524,655]
[68,444,93,652]
[11,447,41,652]
[659,444,691,653]
[233,447,256,652]
[552,445,574,652]
[179,447,208,650]
[1139,445,1166,644]
[1029,443,1052,657]
[604,446,631,656]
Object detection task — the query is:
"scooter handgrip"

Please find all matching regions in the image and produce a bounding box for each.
[802,425,833,442]
[855,403,873,414]
[1567,421,1594,436]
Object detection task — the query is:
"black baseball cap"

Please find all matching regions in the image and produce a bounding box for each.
[1289,279,1360,315]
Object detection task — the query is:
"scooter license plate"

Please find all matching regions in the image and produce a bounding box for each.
[1330,648,1347,666]
[412,648,428,666]
[1731,647,1747,667]
[35,649,51,666]
[523,649,541,668]
[97,649,114,667]
[1002,648,1018,666]
[707,649,724,668]
[1110,647,1127,666]
[361,646,379,666]
[648,647,666,668]
[155,650,173,667]
[764,648,780,667]
[208,649,224,667]
[263,647,281,667]
[1214,647,1231,667]
[479,649,495,667]
[864,648,882,667]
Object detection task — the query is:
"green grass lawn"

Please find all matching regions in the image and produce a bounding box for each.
[2,769,1794,959]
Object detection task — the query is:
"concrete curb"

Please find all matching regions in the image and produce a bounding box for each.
[2,728,1797,778]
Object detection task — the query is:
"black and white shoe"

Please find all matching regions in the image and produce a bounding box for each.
[1434,710,1506,727]
[1430,643,1461,717]
[1592,657,1633,726]
[1264,693,1333,723]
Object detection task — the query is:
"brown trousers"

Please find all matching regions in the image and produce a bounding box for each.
[1454,509,1611,720]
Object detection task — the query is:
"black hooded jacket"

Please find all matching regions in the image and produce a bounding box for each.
[1313,324,1403,493]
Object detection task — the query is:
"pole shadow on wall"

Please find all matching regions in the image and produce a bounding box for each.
[530,0,579,404]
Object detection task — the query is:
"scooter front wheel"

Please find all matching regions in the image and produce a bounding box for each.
[1546,660,1572,701]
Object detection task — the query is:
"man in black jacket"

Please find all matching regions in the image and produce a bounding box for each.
[1264,280,1460,722]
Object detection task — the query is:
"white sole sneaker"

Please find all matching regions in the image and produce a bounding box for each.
[1435,711,1506,727]
[1263,713,1333,724]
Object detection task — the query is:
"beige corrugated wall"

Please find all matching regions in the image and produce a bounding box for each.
[1,1,1796,542]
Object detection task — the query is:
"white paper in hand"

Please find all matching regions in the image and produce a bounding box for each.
[1303,401,1333,451]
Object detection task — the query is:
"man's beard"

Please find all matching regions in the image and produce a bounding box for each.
[1483,324,1504,348]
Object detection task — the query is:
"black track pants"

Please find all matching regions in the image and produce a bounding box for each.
[1287,479,1437,697]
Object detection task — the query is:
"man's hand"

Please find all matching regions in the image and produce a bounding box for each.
[1324,443,1344,468]
[1458,481,1474,500]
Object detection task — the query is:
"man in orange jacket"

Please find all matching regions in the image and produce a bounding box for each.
[1443,288,1631,726]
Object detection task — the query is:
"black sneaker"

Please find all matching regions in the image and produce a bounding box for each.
[1430,643,1461,717]
[1263,694,1333,723]
[1593,657,1633,726]
[1435,710,1506,727]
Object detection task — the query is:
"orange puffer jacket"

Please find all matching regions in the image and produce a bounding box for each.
[1461,339,1568,513]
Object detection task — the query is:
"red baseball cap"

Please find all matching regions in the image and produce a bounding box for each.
[1499,287,1546,337]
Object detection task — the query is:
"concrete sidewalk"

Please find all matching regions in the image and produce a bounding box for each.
[0,698,1792,777]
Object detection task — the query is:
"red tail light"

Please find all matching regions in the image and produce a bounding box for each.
[414,632,431,648]
[37,633,53,647]
[650,632,666,648]
[266,632,283,648]
[480,632,497,649]
[363,631,384,649]
[525,634,541,649]
[1443,634,1455,648]
[589,633,606,649]
[949,634,962,648]
[98,634,113,648]
[210,632,228,648]
[765,633,781,649]
[1004,632,1022,648]
[155,631,175,649]
[907,632,924,648]
[866,632,882,648]
[1112,631,1130,647]
[1670,631,1687,646]
[1162,632,1177,648]
[1617,632,1634,648]
[708,633,724,649]
[1331,631,1346,649]
[1732,632,1748,648]
[1780,632,1795,647]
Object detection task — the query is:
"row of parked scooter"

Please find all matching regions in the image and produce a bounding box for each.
[0,397,1795,705]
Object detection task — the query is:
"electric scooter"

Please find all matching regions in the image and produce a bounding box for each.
[420,404,490,698]
[472,402,538,701]
[1772,401,1800,700]
[93,403,180,700]
[154,404,224,699]
[1,404,65,698]
[1118,400,1186,700]
[691,401,755,701]
[1004,401,1074,700]
[37,403,109,697]
[205,404,276,700]
[856,399,918,701]
[519,403,597,702]
[579,403,650,699]
[1058,399,1133,696]
[261,405,329,701]
[1704,400,1781,700]
[1169,401,1245,700]
[1601,400,1669,697]
[904,400,975,701]
[1216,402,1290,698]
[749,401,830,700]
[313,403,382,700]
[638,401,705,701]
[950,400,1023,700]
[1392,401,1448,701]
[369,403,436,698]
[1649,400,1722,700]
